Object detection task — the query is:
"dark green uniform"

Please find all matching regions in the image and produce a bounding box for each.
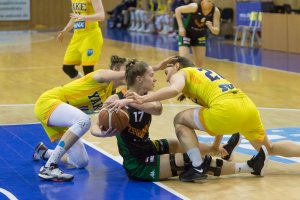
[178,2,215,47]
[116,91,169,181]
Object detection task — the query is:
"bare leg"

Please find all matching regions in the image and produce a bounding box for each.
[191,46,206,67]
[179,46,191,60]
[250,134,300,157]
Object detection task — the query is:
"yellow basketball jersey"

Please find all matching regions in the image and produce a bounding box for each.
[181,67,239,107]
[72,0,99,32]
[46,70,112,112]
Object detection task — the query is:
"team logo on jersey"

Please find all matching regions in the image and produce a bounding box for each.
[74,21,85,29]
[150,170,155,179]
[87,49,94,56]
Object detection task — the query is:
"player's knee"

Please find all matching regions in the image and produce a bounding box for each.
[74,157,89,168]
[170,153,191,177]
[173,112,185,126]
[62,65,78,78]
[69,115,91,138]
[67,153,89,168]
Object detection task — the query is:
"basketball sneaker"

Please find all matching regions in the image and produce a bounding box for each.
[247,145,269,176]
[32,142,49,161]
[179,155,211,182]
[38,163,74,182]
[222,133,241,161]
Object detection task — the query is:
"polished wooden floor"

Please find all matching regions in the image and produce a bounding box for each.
[1,31,300,200]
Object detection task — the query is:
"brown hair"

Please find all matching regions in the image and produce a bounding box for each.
[125,59,149,87]
[168,56,195,69]
[110,55,127,71]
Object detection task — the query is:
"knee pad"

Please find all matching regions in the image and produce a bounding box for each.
[169,153,192,177]
[83,65,94,75]
[66,140,89,168]
[69,115,91,138]
[207,157,223,177]
[63,65,78,78]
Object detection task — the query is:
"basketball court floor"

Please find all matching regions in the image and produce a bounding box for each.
[0,28,300,200]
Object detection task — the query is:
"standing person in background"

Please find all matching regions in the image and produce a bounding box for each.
[175,0,220,67]
[57,0,105,79]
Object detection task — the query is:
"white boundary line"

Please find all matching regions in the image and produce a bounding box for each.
[83,140,190,200]
[0,188,18,200]
[0,122,189,199]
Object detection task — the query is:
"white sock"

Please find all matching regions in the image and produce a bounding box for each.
[45,142,66,168]
[187,148,203,167]
[235,163,254,174]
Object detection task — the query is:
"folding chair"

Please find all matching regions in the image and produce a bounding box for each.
[234,11,258,47]
[250,12,262,47]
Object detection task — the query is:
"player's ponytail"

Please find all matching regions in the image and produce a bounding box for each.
[125,60,148,87]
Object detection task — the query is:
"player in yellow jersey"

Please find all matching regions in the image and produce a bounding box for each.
[57,0,105,79]
[32,56,174,182]
[33,55,127,182]
[94,59,268,182]
[126,56,300,182]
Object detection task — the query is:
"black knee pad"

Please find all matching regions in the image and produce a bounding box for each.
[169,154,178,176]
[62,65,78,78]
[207,158,223,177]
[83,65,94,75]
[169,153,192,177]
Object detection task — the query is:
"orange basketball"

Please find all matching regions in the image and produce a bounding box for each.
[98,107,129,132]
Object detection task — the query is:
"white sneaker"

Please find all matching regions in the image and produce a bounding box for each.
[38,164,74,182]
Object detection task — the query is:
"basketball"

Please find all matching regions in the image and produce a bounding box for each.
[98,107,129,132]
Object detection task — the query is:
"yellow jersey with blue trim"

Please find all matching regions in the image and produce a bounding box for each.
[181,67,239,107]
[72,0,99,33]
[44,70,113,113]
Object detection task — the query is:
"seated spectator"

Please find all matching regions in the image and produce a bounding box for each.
[107,0,137,28]
[128,0,149,31]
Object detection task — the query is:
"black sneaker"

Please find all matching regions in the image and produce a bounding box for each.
[32,142,49,161]
[247,145,269,176]
[179,155,211,182]
[222,133,241,161]
[38,163,74,182]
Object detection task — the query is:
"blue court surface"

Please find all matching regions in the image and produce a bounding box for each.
[0,124,185,200]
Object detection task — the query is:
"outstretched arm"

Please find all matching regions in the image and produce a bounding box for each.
[93,70,125,83]
[127,71,186,104]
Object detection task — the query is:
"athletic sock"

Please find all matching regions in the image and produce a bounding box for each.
[235,163,253,173]
[187,148,203,167]
[45,142,66,168]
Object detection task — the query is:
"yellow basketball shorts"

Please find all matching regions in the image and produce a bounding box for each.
[198,94,266,142]
[63,28,103,66]
[34,92,67,142]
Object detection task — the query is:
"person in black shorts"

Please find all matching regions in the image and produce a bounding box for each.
[91,59,268,182]
[175,0,220,67]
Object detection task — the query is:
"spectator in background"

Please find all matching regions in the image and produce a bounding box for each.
[107,0,137,28]
[128,0,149,31]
